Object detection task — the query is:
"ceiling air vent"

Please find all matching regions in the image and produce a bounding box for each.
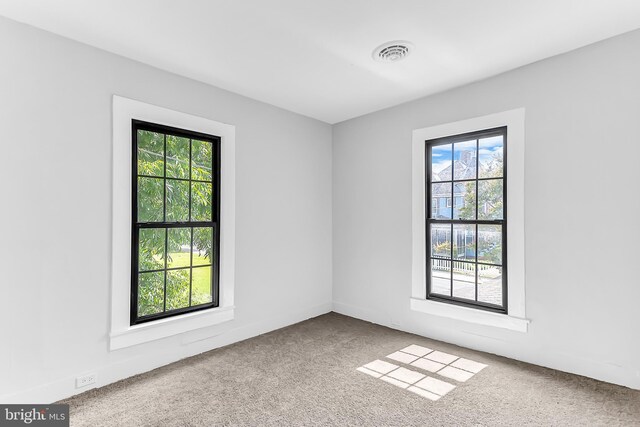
[373,41,414,62]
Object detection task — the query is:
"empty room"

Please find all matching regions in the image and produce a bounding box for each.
[1,1,639,425]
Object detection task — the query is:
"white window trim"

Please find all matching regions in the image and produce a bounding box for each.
[411,108,529,332]
[110,95,236,350]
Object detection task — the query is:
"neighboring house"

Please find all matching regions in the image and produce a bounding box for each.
[432,149,476,220]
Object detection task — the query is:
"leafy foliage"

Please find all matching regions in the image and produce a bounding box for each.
[166,269,190,310]
[191,182,212,221]
[478,179,503,220]
[477,150,503,220]
[457,182,476,220]
[138,177,164,222]
[138,271,164,316]
[167,228,191,267]
[433,241,451,257]
[192,227,214,265]
[135,130,215,317]
[166,135,190,179]
[192,139,213,181]
[139,229,165,271]
[137,130,164,176]
[165,180,189,221]
[478,225,502,265]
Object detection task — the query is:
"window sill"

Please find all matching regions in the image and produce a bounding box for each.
[109,305,234,350]
[410,298,529,332]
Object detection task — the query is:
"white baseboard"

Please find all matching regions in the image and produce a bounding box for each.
[6,299,637,404]
[2,302,332,404]
[333,300,640,390]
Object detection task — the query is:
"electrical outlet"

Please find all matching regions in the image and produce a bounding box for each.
[76,373,96,388]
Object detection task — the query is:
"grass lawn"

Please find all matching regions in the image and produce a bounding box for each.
[139,251,213,316]
[166,252,213,304]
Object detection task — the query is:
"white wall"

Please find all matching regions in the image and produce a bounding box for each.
[332,29,640,389]
[0,16,332,403]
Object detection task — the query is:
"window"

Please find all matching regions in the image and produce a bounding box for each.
[112,96,235,349]
[411,109,526,331]
[131,120,220,325]
[426,127,506,312]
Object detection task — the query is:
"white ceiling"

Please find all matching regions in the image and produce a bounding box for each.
[2,1,640,124]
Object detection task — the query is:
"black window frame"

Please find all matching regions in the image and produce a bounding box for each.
[131,120,221,325]
[425,126,508,313]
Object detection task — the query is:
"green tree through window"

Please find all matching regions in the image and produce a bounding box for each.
[133,121,220,324]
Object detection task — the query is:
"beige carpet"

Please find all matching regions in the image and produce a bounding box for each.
[62,313,640,426]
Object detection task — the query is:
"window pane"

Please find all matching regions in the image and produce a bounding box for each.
[479,135,503,178]
[167,227,191,268]
[139,228,165,271]
[192,227,213,266]
[192,139,213,181]
[453,181,475,220]
[166,179,190,222]
[453,140,476,180]
[138,177,164,222]
[452,261,476,300]
[191,266,213,305]
[426,130,505,312]
[478,179,503,220]
[133,124,219,324]
[138,271,164,316]
[478,265,503,306]
[478,225,502,265]
[453,224,475,261]
[431,182,451,219]
[166,135,190,179]
[430,259,450,296]
[166,268,190,310]
[191,182,213,221]
[430,223,451,258]
[137,130,164,177]
[431,143,452,181]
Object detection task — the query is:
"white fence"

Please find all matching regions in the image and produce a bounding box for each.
[432,258,496,275]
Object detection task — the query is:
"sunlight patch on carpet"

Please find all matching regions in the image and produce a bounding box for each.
[357,344,487,401]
